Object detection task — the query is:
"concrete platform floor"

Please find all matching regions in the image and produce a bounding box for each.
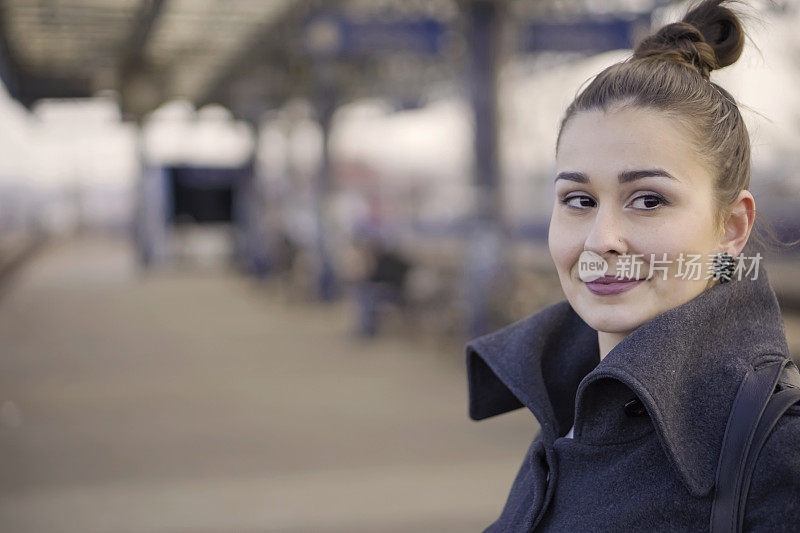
[0,236,536,533]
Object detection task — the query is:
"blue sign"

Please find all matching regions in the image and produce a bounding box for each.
[521,14,651,53]
[305,14,447,58]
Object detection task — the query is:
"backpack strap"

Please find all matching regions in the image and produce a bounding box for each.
[736,362,800,529]
[710,358,800,533]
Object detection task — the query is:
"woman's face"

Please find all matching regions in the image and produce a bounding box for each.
[549,106,724,336]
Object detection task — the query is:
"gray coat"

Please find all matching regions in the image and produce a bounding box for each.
[465,267,800,531]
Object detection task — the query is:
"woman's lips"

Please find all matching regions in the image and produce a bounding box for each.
[585,277,646,296]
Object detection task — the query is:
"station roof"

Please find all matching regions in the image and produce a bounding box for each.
[0,0,673,120]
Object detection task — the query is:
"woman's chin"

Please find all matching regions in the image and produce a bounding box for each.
[589,315,644,335]
[571,295,650,334]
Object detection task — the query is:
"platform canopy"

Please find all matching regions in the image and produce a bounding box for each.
[0,0,675,120]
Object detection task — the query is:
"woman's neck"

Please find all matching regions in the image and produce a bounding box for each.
[597,330,631,360]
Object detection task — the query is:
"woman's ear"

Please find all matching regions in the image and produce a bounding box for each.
[720,190,756,256]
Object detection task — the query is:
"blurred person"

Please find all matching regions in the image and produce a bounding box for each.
[353,232,411,338]
[274,229,299,276]
[269,228,301,302]
[465,1,800,530]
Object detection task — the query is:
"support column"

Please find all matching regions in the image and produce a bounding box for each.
[240,116,271,277]
[463,0,508,338]
[312,66,339,302]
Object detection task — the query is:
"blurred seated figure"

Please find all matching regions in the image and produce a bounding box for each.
[355,238,411,338]
[274,231,299,275]
[271,229,306,303]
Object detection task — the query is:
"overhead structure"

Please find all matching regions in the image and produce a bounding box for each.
[0,0,679,120]
[0,0,298,118]
[0,0,683,330]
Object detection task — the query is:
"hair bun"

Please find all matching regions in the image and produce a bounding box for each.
[633,0,745,80]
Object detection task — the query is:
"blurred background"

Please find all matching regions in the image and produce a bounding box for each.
[0,0,799,531]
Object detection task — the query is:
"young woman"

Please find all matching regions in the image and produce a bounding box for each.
[466,0,800,530]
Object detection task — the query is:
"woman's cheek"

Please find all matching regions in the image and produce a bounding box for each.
[548,237,574,277]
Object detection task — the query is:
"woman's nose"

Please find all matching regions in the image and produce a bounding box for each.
[583,207,627,256]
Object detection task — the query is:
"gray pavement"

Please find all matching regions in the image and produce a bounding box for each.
[0,236,535,533]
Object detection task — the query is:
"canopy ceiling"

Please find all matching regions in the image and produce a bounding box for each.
[0,0,673,120]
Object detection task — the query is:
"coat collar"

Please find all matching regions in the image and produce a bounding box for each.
[465,267,791,498]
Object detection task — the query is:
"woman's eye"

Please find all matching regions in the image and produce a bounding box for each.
[629,194,668,210]
[559,193,668,211]
[560,195,595,209]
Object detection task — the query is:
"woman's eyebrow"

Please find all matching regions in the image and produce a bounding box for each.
[554,168,679,184]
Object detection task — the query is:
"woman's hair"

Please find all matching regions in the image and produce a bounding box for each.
[555,0,798,255]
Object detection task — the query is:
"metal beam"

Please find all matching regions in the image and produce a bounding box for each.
[0,3,92,107]
[121,0,168,67]
[118,0,169,119]
[0,3,21,99]
[196,0,334,113]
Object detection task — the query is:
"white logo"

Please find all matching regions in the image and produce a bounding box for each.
[578,251,608,282]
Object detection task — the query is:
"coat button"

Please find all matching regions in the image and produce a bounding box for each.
[624,397,647,417]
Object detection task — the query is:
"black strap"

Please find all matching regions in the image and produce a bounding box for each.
[736,367,800,530]
[711,359,800,533]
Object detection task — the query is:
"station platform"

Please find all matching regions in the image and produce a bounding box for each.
[0,236,533,533]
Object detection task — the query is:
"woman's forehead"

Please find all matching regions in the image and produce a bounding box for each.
[556,107,710,187]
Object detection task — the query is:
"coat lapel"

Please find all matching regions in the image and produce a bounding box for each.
[465,297,600,440]
[465,266,791,498]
